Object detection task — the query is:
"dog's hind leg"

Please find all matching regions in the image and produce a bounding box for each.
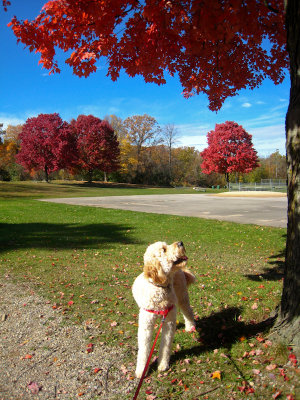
[135,310,157,378]
[157,307,177,372]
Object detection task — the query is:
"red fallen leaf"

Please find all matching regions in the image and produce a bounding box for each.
[28,381,42,394]
[184,384,189,391]
[258,284,265,288]
[288,352,297,366]
[24,354,33,359]
[286,395,295,400]
[272,390,282,399]
[86,343,94,353]
[94,368,101,373]
[279,368,289,381]
[145,390,153,394]
[171,378,177,384]
[67,300,74,306]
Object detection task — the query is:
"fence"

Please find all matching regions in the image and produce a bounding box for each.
[229,179,287,192]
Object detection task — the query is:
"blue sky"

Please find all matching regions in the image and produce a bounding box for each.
[0,1,290,156]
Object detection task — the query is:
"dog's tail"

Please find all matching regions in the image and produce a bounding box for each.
[183,269,196,286]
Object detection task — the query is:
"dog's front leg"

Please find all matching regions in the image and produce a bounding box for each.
[157,307,177,372]
[135,310,157,378]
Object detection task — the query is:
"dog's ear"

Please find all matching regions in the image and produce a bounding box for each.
[144,259,168,286]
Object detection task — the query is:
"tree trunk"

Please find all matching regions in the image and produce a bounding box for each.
[44,165,49,183]
[273,0,300,352]
[225,172,230,189]
[88,169,93,183]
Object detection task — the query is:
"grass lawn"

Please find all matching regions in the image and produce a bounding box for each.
[0,181,298,399]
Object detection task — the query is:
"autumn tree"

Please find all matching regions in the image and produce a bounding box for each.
[17,113,76,182]
[200,121,259,187]
[123,114,161,181]
[5,0,300,349]
[71,115,120,183]
[162,124,179,184]
[5,124,23,145]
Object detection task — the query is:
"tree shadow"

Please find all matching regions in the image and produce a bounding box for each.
[0,222,140,253]
[167,307,275,364]
[244,249,285,282]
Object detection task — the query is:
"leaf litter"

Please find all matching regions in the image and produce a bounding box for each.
[0,278,136,400]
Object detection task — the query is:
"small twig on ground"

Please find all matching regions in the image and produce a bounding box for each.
[105,363,113,394]
[198,385,221,397]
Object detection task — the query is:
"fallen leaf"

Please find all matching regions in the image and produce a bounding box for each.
[266,364,277,371]
[272,391,282,399]
[28,381,42,394]
[211,370,221,379]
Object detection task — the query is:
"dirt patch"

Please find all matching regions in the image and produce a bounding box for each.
[0,278,136,400]
[216,191,286,198]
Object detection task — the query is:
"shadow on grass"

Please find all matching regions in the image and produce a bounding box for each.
[0,222,140,252]
[245,249,285,282]
[168,307,275,364]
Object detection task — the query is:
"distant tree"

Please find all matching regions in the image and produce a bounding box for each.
[201,121,259,187]
[17,113,76,182]
[123,114,161,181]
[162,124,179,183]
[5,124,23,145]
[71,115,120,182]
[172,146,201,186]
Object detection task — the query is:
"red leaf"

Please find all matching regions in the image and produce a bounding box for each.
[288,352,297,366]
[28,381,42,394]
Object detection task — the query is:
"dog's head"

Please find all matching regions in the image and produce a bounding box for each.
[143,241,188,287]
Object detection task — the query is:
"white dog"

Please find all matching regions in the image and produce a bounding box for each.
[132,241,195,378]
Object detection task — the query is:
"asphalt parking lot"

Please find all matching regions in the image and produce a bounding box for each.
[41,192,287,228]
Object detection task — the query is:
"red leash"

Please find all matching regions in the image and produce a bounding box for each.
[132,305,174,400]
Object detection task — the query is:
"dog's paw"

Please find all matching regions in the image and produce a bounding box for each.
[185,323,196,332]
[157,361,169,372]
[135,368,144,379]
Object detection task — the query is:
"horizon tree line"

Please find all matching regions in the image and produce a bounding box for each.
[0,113,286,186]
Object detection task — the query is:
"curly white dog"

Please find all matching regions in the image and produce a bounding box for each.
[132,241,195,378]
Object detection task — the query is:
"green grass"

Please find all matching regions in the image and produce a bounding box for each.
[0,180,224,199]
[0,181,298,399]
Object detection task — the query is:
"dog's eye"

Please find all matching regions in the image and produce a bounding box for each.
[162,247,167,253]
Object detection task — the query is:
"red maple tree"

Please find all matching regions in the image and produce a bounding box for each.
[4,0,300,352]
[17,113,77,182]
[201,121,259,186]
[7,1,287,112]
[71,115,120,182]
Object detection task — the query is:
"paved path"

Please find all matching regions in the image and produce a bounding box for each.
[41,193,287,228]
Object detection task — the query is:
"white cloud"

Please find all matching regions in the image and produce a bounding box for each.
[0,114,25,128]
[242,102,252,108]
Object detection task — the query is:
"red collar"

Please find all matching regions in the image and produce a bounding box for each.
[144,304,174,318]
